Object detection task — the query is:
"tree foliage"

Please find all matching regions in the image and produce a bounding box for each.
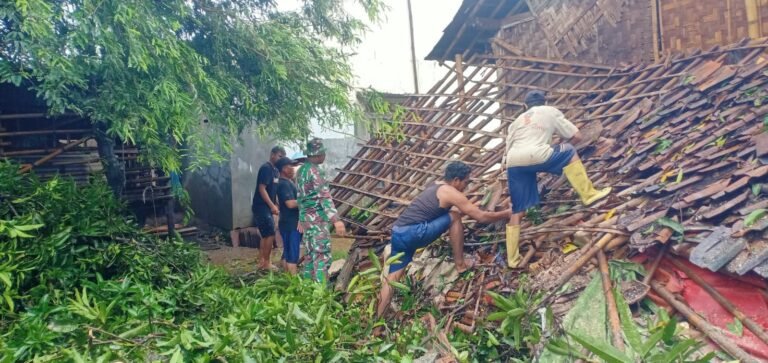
[0,160,423,361]
[0,0,385,171]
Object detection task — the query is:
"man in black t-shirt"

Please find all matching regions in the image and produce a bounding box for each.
[252,145,286,270]
[275,157,301,274]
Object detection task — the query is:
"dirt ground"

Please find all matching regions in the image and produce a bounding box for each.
[204,237,354,274]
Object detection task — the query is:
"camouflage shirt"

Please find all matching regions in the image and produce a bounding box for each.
[296,162,338,225]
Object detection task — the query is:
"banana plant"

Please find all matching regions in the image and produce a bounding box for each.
[557,288,713,363]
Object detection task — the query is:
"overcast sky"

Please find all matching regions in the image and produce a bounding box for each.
[279,0,464,145]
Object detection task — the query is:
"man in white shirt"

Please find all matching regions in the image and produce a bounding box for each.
[504,91,611,267]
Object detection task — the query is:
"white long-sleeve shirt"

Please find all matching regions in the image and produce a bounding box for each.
[505,105,579,167]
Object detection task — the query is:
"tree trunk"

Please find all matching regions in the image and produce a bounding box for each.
[93,124,125,197]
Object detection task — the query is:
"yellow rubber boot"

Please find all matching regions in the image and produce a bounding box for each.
[563,159,611,206]
[506,225,522,268]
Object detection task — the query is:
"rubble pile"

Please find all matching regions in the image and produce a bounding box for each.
[332,39,768,360]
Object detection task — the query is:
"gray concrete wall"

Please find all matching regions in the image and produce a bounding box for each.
[230,130,275,229]
[185,127,274,230]
[186,159,233,230]
[321,137,360,179]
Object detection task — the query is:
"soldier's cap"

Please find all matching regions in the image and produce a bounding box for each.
[275,157,297,172]
[305,138,326,156]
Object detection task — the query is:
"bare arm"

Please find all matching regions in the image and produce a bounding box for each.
[568,130,584,145]
[439,186,510,223]
[258,184,277,210]
[285,200,298,209]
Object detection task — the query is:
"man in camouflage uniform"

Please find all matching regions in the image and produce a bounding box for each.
[297,138,346,283]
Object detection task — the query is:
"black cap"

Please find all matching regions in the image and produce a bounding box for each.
[524,90,546,106]
[275,157,295,172]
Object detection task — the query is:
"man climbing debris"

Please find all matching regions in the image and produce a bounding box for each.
[504,91,611,267]
[297,138,345,283]
[376,161,511,318]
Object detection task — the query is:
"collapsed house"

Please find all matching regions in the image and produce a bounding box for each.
[331,0,768,360]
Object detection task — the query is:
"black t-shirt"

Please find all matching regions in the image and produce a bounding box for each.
[252,162,278,211]
[277,177,299,231]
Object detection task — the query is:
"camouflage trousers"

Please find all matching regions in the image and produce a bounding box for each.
[302,221,331,283]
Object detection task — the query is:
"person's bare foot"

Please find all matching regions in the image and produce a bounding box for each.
[455,256,476,274]
[258,261,277,271]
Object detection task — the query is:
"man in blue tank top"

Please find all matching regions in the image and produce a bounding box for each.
[376,161,511,318]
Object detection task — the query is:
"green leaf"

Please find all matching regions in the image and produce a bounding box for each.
[0,272,11,288]
[613,288,643,353]
[654,139,673,154]
[385,252,405,266]
[292,306,314,324]
[640,330,665,356]
[654,339,700,363]
[3,292,14,311]
[662,317,678,345]
[727,318,743,337]
[715,136,727,148]
[170,347,184,363]
[657,217,684,235]
[388,280,410,292]
[369,249,382,271]
[13,223,44,231]
[675,169,683,183]
[744,209,767,227]
[487,312,508,321]
[486,291,516,311]
[567,331,633,363]
[752,184,762,196]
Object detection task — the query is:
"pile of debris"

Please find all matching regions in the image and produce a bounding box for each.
[332,39,768,360]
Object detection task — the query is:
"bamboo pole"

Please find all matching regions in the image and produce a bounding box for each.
[650,281,760,363]
[746,0,761,38]
[598,250,625,351]
[650,0,660,61]
[0,128,91,137]
[541,234,625,304]
[667,258,768,346]
[642,244,668,285]
[406,0,419,94]
[18,137,91,174]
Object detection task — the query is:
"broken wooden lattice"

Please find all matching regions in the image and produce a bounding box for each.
[331,38,768,360]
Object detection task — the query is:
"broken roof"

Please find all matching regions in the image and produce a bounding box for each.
[426,0,527,61]
[332,38,768,279]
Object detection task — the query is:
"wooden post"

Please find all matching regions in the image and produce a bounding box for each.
[598,250,625,351]
[406,0,419,94]
[650,0,660,61]
[745,0,761,38]
[455,53,466,112]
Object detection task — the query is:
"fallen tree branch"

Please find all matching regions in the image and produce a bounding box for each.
[667,257,768,347]
[650,281,760,363]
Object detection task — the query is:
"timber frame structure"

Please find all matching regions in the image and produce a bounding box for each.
[0,84,174,228]
[331,37,768,361]
[332,37,768,277]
